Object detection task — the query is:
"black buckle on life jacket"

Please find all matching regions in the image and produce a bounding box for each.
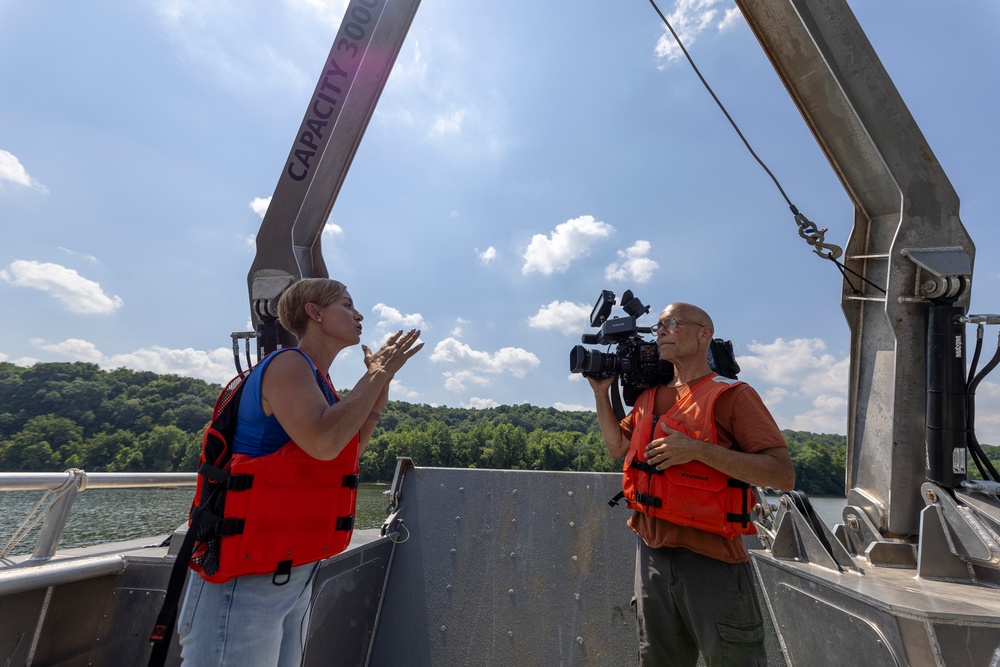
[342,474,360,489]
[636,492,663,509]
[629,459,663,475]
[727,512,752,526]
[226,474,254,491]
[216,518,245,536]
[608,491,626,507]
[727,479,753,526]
[198,462,229,483]
[272,560,293,586]
[336,515,355,531]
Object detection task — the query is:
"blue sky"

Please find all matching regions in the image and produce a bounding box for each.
[2,0,999,440]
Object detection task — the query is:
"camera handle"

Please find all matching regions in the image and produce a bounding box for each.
[609,377,627,423]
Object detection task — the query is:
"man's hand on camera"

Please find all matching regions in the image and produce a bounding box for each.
[586,375,616,393]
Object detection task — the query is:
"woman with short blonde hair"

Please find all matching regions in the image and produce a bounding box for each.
[179,277,422,666]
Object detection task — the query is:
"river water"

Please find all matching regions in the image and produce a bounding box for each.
[1,485,848,559]
[0,483,391,558]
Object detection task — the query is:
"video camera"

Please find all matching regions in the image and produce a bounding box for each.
[569,289,740,413]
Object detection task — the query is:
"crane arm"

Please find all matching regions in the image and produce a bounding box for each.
[247,0,421,354]
[734,0,975,534]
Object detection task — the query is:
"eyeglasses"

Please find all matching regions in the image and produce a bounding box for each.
[650,318,707,333]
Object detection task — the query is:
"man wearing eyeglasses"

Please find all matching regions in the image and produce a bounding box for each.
[588,301,794,667]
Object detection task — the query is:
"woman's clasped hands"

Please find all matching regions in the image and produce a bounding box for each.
[363,329,424,376]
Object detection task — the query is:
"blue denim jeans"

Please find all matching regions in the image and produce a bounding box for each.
[177,562,319,667]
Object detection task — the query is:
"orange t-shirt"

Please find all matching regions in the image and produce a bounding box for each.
[620,376,786,563]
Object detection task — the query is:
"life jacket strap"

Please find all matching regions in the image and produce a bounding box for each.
[635,492,663,509]
[727,512,752,525]
[216,518,245,536]
[342,474,360,489]
[608,490,626,507]
[336,515,355,531]
[629,459,663,475]
[272,560,293,586]
[197,461,228,483]
[226,474,254,491]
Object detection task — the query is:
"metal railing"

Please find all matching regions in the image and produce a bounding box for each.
[0,469,197,563]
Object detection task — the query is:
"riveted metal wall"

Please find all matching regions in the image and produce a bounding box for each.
[368,468,639,666]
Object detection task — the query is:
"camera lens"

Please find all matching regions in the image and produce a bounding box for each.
[569,345,620,376]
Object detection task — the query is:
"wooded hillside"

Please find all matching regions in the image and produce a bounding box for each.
[0,361,871,494]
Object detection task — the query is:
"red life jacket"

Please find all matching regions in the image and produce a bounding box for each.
[189,352,360,584]
[622,374,756,538]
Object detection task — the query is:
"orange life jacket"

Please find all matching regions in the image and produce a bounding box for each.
[189,352,359,584]
[622,374,756,538]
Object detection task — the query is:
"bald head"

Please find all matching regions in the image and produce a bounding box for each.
[656,302,715,374]
[662,302,714,337]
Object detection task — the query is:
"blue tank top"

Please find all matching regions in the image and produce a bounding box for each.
[231,348,338,457]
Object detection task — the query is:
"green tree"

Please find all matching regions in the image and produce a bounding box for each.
[0,415,83,471]
[82,430,139,471]
[1,439,59,470]
[788,440,844,495]
[138,425,191,472]
[527,430,571,470]
[108,447,145,472]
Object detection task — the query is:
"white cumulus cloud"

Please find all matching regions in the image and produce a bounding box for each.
[478,246,498,264]
[372,303,427,332]
[654,0,743,66]
[522,215,615,275]
[528,300,592,336]
[30,338,237,384]
[250,196,271,218]
[604,240,659,283]
[1,260,123,314]
[738,338,849,394]
[0,149,47,192]
[736,337,849,435]
[441,369,492,392]
[390,378,420,399]
[787,395,850,434]
[450,317,471,338]
[430,337,540,392]
[0,351,39,366]
[465,396,499,409]
[31,338,104,363]
[553,402,594,412]
[737,337,1000,441]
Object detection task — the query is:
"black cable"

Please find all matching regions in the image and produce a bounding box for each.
[968,335,1000,397]
[645,3,995,486]
[828,255,887,295]
[647,0,795,209]
[645,0,889,296]
[964,325,991,479]
[965,331,1000,482]
[967,324,985,388]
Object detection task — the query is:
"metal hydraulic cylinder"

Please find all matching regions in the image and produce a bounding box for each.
[925,304,968,488]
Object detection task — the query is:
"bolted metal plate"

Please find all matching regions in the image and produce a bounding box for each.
[368,468,638,666]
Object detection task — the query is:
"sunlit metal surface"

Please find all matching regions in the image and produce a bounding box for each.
[0,472,196,492]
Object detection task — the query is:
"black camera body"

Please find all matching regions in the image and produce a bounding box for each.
[569,289,740,407]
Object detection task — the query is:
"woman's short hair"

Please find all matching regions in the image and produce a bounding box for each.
[277,278,347,338]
